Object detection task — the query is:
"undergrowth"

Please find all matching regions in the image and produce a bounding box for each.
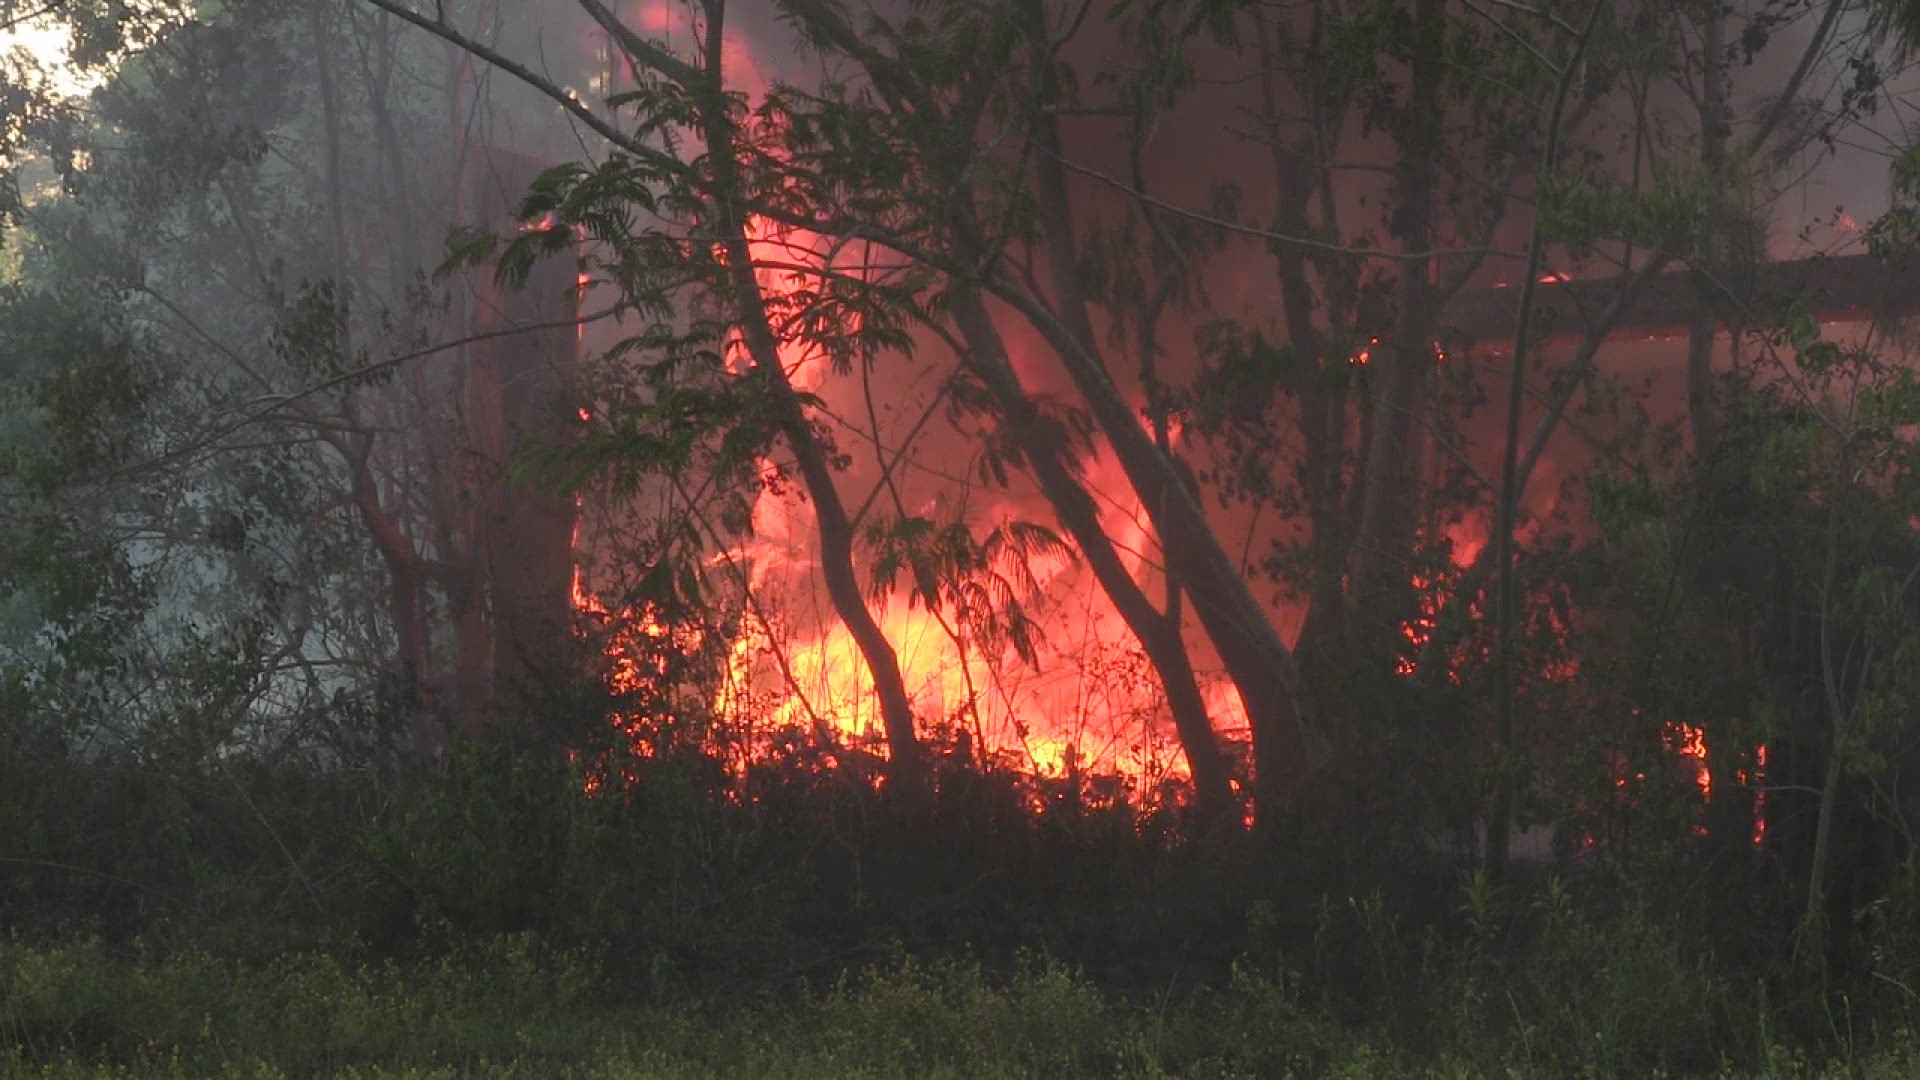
[7,746,1920,1076]
[4,931,1920,1078]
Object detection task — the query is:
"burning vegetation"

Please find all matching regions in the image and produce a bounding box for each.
[9,0,1920,1073]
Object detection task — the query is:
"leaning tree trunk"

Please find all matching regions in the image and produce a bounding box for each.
[1010,99,1314,823]
[946,286,1238,823]
[693,62,926,788]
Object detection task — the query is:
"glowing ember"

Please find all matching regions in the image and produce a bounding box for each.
[1657,721,1768,846]
[1665,721,1710,798]
[1393,529,1483,680]
[1348,336,1454,366]
[1396,572,1445,678]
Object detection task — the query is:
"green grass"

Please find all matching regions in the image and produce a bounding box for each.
[5,933,1920,1078]
[8,752,1920,1076]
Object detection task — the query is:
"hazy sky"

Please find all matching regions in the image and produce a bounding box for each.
[0,14,103,97]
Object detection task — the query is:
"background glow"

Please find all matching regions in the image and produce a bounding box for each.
[0,14,104,97]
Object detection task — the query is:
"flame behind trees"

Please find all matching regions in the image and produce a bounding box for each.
[407,0,1271,817]
[15,10,1920,1035]
[363,0,1920,856]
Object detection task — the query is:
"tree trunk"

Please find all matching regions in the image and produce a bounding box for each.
[1486,0,1603,881]
[1688,3,1730,459]
[1345,0,1446,660]
[454,147,586,744]
[694,71,926,787]
[347,449,438,761]
[946,290,1237,823]
[999,0,1311,827]
[999,201,1313,824]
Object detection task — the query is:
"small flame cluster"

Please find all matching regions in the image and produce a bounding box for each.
[1397,572,1458,679]
[1348,335,1451,367]
[1489,270,1573,289]
[1603,721,1768,847]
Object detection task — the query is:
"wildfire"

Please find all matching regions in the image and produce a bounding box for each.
[1348,335,1453,366]
[1393,527,1485,680]
[1643,721,1768,845]
[550,17,1703,836]
[1665,721,1711,798]
[560,168,1210,806]
[1396,572,1445,678]
[1490,269,1572,288]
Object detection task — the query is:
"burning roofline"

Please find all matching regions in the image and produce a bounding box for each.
[1442,252,1920,345]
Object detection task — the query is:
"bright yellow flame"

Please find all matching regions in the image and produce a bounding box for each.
[565,29,1207,809]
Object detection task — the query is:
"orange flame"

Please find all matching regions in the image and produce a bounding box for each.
[1657,721,1769,846]
[553,4,1226,814]
[1665,721,1710,798]
[564,207,1211,805]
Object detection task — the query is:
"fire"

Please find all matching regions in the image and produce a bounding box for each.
[547,16,1669,830]
[1396,572,1445,677]
[1385,528,1770,854]
[575,508,1208,798]
[561,152,1210,806]
[1490,269,1570,289]
[1654,721,1769,846]
[1393,527,1485,679]
[568,548,705,793]
[698,497,1207,788]
[1665,721,1711,798]
[1348,336,1453,366]
[1590,723,1767,851]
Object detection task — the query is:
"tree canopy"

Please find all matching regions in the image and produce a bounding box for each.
[8,1,1920,1073]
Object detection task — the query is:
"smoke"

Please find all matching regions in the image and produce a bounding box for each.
[263,0,1917,783]
[1743,1,1920,255]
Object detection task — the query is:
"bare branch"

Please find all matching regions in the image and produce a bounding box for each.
[1032,140,1529,265]
[354,0,681,173]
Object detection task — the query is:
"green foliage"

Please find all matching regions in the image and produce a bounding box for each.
[11,700,1920,1076]
[1539,170,1711,257]
[1866,148,1920,258]
[0,934,615,1076]
[9,1,1920,1076]
[9,919,1920,1077]
[862,513,1073,667]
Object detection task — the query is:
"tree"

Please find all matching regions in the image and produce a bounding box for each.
[346,0,1918,838]
[0,0,640,769]
[362,0,944,785]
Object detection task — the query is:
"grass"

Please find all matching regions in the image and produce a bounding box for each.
[6,931,1920,1078]
[8,753,1920,1076]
